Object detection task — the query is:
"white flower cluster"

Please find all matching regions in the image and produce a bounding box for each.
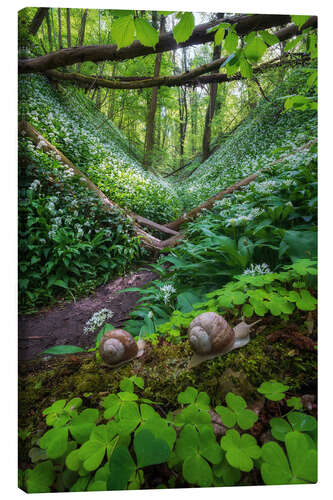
[83,308,114,335]
[29,179,40,191]
[159,282,176,305]
[243,263,271,276]
[226,207,264,226]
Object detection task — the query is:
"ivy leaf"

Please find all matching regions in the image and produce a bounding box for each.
[257,380,289,401]
[107,445,136,490]
[112,15,135,49]
[173,12,195,43]
[134,18,159,48]
[134,429,170,468]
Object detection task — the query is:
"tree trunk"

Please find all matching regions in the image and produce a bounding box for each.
[50,9,57,51]
[21,14,309,73]
[57,9,63,50]
[66,9,71,48]
[46,10,53,52]
[143,14,165,168]
[29,7,49,36]
[77,9,88,72]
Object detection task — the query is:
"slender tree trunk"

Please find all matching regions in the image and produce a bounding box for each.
[202,14,224,162]
[57,9,63,50]
[143,14,165,168]
[77,9,88,71]
[29,7,49,36]
[107,63,118,119]
[46,10,53,52]
[66,9,71,48]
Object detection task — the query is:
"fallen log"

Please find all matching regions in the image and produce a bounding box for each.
[18,121,182,251]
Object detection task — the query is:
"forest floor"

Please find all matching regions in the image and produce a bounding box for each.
[18,267,157,361]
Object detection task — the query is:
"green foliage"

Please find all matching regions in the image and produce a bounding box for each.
[257,380,290,401]
[19,378,317,492]
[173,12,195,43]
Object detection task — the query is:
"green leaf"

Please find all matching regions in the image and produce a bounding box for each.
[287,397,303,410]
[107,445,136,490]
[196,391,210,410]
[239,55,253,78]
[291,15,310,29]
[54,279,69,289]
[119,378,134,393]
[65,449,82,471]
[112,15,135,49]
[260,30,279,46]
[257,380,289,401]
[261,441,292,484]
[42,345,86,355]
[70,476,90,492]
[175,424,199,460]
[173,12,195,43]
[225,392,246,413]
[118,401,140,432]
[69,409,99,444]
[118,391,138,402]
[103,394,121,419]
[199,426,223,464]
[220,429,260,472]
[25,460,55,493]
[134,429,170,468]
[242,303,254,317]
[287,412,317,432]
[178,386,198,405]
[213,457,241,486]
[270,417,292,441]
[295,289,317,311]
[176,291,201,313]
[78,440,106,471]
[39,427,68,459]
[134,18,159,48]
[244,36,267,62]
[215,406,237,427]
[138,417,176,451]
[214,26,225,45]
[224,30,238,54]
[237,409,258,430]
[183,454,213,487]
[285,431,317,482]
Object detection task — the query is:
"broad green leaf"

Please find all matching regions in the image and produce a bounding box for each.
[291,15,310,29]
[118,401,140,433]
[78,440,106,471]
[119,378,134,393]
[215,26,225,45]
[295,289,317,311]
[257,380,289,401]
[239,56,253,78]
[70,409,99,444]
[285,431,317,483]
[287,412,317,432]
[112,15,135,49]
[199,426,223,464]
[237,409,258,430]
[138,417,176,451]
[107,445,136,490]
[183,454,213,487]
[196,391,210,410]
[287,397,303,410]
[173,12,195,43]
[270,417,292,441]
[178,386,198,404]
[220,429,260,472]
[224,30,238,54]
[260,30,280,46]
[215,405,236,428]
[213,458,241,486]
[261,441,292,484]
[43,399,66,415]
[242,303,254,317]
[134,429,170,468]
[118,391,138,402]
[42,345,85,355]
[134,18,159,48]
[225,392,246,413]
[70,476,90,492]
[175,424,199,460]
[25,460,55,493]
[66,449,82,471]
[103,394,121,420]
[39,427,68,459]
[244,36,267,62]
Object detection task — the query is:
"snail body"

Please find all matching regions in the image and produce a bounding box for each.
[188,312,261,369]
[99,329,145,367]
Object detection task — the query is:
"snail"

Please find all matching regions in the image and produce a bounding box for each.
[188,312,261,369]
[98,329,145,367]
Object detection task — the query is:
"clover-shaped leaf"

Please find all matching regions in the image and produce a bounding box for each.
[257,380,289,401]
[134,429,170,468]
[69,408,99,444]
[295,289,317,311]
[261,431,317,484]
[220,429,261,472]
[103,394,121,419]
[107,445,136,490]
[78,423,118,471]
[287,412,317,433]
[25,460,55,493]
[174,403,211,427]
[215,392,258,430]
[286,397,303,410]
[270,417,292,441]
[213,456,241,486]
[39,427,69,459]
[183,454,213,487]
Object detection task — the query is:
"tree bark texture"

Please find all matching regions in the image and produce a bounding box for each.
[66,9,71,48]
[57,9,63,50]
[46,10,53,52]
[20,14,314,73]
[29,8,49,36]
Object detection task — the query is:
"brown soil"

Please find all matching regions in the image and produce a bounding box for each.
[18,268,156,361]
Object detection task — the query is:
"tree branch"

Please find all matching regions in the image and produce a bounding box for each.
[19,14,299,73]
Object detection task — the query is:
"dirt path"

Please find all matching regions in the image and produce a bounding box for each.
[18,268,156,361]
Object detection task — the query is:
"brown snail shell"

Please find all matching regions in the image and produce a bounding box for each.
[99,329,145,367]
[188,312,261,369]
